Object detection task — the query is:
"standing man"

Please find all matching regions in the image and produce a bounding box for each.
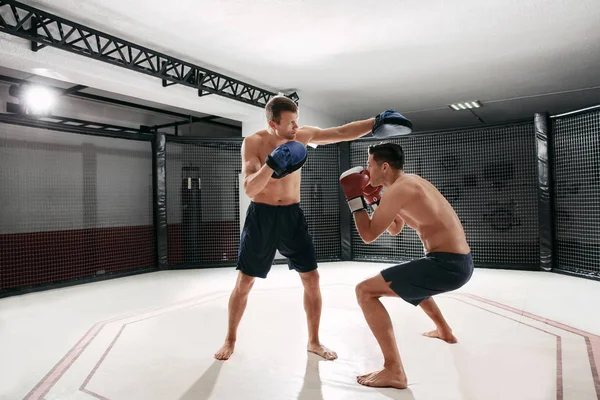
[214,96,411,361]
[339,142,474,389]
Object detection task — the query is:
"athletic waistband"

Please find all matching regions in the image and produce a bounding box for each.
[426,251,472,259]
[426,252,473,276]
[250,201,301,209]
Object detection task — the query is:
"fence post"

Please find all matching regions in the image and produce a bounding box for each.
[152,132,168,269]
[534,112,554,271]
[338,142,352,261]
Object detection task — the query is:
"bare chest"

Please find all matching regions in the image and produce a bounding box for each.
[257,147,275,166]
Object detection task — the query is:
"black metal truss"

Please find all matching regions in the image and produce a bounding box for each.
[0,0,281,108]
[0,112,153,141]
[152,115,218,130]
[72,90,238,128]
[37,115,142,134]
[0,73,241,132]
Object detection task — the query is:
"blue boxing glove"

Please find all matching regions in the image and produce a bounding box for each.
[372,109,413,137]
[265,141,308,179]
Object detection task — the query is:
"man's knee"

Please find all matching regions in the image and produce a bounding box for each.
[299,269,320,290]
[236,271,256,294]
[356,274,393,304]
[355,280,373,305]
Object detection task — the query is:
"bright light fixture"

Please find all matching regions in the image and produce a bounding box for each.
[448,101,482,111]
[22,86,57,114]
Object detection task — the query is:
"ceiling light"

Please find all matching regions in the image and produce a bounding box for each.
[8,84,58,115]
[448,101,482,111]
[22,86,57,114]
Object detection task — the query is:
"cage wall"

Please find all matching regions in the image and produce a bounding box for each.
[3,108,598,296]
[0,123,156,293]
[164,139,343,267]
[348,122,540,269]
[300,144,342,260]
[165,139,242,266]
[552,109,600,279]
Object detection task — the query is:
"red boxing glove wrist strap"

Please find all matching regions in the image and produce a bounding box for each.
[348,197,367,213]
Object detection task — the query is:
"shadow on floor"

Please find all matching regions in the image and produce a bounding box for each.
[179,360,224,400]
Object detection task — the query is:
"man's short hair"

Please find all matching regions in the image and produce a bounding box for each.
[265,95,298,123]
[368,142,405,170]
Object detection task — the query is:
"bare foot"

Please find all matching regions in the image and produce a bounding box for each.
[307,343,338,360]
[357,368,408,389]
[214,341,235,360]
[422,328,457,344]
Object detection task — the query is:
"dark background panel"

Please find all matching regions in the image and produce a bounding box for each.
[552,110,600,279]
[300,144,342,261]
[165,140,242,267]
[349,123,540,269]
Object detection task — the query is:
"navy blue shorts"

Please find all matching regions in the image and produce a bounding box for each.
[381,252,474,306]
[237,202,318,278]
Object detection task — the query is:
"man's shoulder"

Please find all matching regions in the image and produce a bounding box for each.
[243,130,269,147]
[294,125,319,144]
[298,124,319,132]
[390,174,419,194]
[244,129,269,140]
[297,125,319,136]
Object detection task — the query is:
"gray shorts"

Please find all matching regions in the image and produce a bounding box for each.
[380,252,474,306]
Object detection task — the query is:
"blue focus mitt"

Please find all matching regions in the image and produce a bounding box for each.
[265,141,308,179]
[372,109,413,137]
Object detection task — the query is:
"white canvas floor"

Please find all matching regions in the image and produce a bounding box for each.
[1,261,599,400]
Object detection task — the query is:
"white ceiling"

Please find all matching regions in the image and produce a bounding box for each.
[4,0,600,131]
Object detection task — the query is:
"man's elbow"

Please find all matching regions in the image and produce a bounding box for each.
[360,231,377,244]
[387,222,405,236]
[243,180,257,198]
[387,226,402,236]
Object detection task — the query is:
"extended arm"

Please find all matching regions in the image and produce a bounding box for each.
[304,109,413,146]
[304,118,375,146]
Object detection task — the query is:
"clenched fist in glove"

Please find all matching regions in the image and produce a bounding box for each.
[265,140,307,179]
[339,166,370,213]
[363,183,383,210]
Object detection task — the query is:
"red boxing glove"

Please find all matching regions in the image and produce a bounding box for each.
[339,166,370,213]
[363,183,383,210]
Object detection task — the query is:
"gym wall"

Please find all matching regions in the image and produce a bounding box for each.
[0,123,155,291]
[2,98,600,296]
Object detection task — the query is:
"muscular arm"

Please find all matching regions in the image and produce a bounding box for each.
[303,118,375,146]
[354,186,409,243]
[241,138,273,198]
[386,214,405,236]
